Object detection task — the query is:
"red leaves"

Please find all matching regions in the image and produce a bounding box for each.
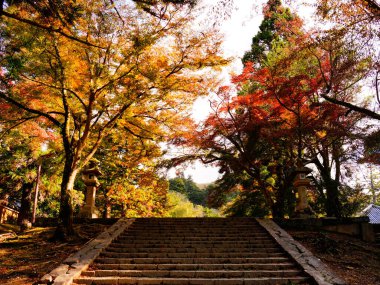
[231,62,255,84]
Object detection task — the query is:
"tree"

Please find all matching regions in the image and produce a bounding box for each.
[1,0,227,238]
[242,0,288,65]
[309,0,380,120]
[169,176,207,206]
[171,0,368,218]
[169,177,186,195]
[0,121,55,230]
[95,132,168,218]
[0,0,199,47]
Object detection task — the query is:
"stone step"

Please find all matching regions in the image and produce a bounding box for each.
[93,263,297,271]
[95,257,290,265]
[73,276,310,285]
[104,247,281,254]
[116,237,272,242]
[111,240,278,248]
[131,218,257,222]
[72,218,312,285]
[128,223,261,226]
[129,224,262,231]
[84,269,303,278]
[100,252,286,259]
[118,234,270,239]
[120,231,268,234]
[121,233,266,237]
[131,224,261,226]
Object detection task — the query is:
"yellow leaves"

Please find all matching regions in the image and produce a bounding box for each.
[316,130,327,139]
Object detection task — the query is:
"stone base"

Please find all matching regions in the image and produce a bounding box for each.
[293,212,316,219]
[78,206,98,218]
[293,207,316,219]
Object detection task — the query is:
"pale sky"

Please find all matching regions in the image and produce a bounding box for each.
[170,0,315,184]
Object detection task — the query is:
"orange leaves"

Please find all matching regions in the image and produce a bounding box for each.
[231,62,256,85]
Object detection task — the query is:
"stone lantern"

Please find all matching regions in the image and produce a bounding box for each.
[293,164,315,218]
[79,160,102,218]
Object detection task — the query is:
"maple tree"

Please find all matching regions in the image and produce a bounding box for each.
[0,121,56,230]
[0,0,227,238]
[0,0,200,48]
[94,132,168,218]
[171,0,369,218]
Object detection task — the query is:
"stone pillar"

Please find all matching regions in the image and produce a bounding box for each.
[79,161,102,218]
[293,164,315,218]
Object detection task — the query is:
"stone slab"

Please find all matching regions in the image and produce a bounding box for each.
[256,218,346,285]
[36,218,135,285]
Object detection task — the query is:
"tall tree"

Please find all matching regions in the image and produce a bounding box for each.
[171,0,366,218]
[0,0,227,238]
[242,0,290,65]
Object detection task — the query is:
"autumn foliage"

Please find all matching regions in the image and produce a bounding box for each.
[0,0,228,237]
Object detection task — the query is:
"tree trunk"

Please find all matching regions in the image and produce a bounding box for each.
[54,157,79,240]
[121,203,127,217]
[32,163,41,224]
[102,190,111,219]
[17,182,34,232]
[272,188,285,218]
[324,177,342,218]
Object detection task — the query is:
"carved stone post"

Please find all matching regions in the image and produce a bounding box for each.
[293,164,315,218]
[79,161,102,218]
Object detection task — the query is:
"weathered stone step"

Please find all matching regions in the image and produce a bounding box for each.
[93,263,297,271]
[127,226,262,228]
[123,230,264,234]
[132,218,256,222]
[100,252,285,259]
[130,225,262,231]
[128,223,260,226]
[108,243,279,249]
[85,269,303,278]
[126,225,262,228]
[74,276,310,285]
[111,241,277,247]
[95,257,290,265]
[104,247,281,254]
[116,236,272,242]
[118,234,270,239]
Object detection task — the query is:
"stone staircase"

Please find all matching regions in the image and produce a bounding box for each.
[73,218,312,285]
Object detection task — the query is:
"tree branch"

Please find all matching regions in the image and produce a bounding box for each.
[0,91,61,127]
[320,91,380,120]
[1,10,106,49]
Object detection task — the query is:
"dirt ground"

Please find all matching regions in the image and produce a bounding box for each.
[288,229,380,285]
[0,223,109,285]
[1,223,379,285]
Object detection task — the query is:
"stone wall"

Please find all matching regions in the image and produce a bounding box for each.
[275,217,375,242]
[33,217,119,227]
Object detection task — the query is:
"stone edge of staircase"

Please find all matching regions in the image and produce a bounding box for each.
[36,218,135,285]
[256,218,346,285]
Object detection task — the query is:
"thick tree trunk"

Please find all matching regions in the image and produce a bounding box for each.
[272,189,285,218]
[54,157,79,240]
[324,178,342,218]
[17,182,34,232]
